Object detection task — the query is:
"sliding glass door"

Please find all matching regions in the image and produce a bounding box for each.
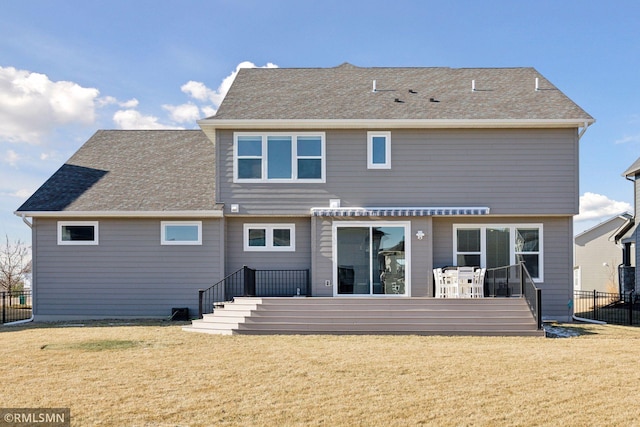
[335,222,409,296]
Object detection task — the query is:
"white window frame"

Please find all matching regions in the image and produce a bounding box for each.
[57,221,99,245]
[453,224,544,282]
[332,221,411,297]
[234,132,326,183]
[243,224,295,252]
[367,131,391,169]
[161,221,202,245]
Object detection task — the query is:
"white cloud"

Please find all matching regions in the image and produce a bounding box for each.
[162,103,201,124]
[0,188,33,198]
[0,66,100,144]
[112,109,182,130]
[120,98,139,108]
[180,61,278,111]
[575,192,633,222]
[615,134,640,145]
[4,149,19,166]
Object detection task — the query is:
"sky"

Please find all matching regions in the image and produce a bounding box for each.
[1,0,639,245]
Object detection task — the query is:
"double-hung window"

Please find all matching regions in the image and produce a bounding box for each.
[244,224,295,252]
[367,131,391,169]
[453,224,543,281]
[235,133,325,182]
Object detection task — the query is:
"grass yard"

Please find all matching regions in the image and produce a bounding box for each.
[1,322,640,426]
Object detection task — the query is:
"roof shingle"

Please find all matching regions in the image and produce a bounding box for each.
[17,130,218,213]
[211,64,592,122]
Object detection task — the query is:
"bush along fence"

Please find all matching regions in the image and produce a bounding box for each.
[1,290,32,324]
[574,290,640,326]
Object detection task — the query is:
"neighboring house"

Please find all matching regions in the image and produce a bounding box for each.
[574,213,633,292]
[15,64,594,321]
[614,157,640,292]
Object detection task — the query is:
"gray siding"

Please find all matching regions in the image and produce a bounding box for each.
[225,217,311,273]
[311,217,432,297]
[433,216,574,320]
[219,128,579,216]
[32,218,223,319]
[574,217,627,292]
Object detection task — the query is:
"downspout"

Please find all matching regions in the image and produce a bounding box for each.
[572,315,607,325]
[578,121,593,141]
[20,213,32,229]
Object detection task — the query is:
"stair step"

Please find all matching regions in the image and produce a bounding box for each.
[183,297,542,336]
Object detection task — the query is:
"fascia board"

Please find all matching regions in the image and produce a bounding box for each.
[198,118,595,130]
[14,210,224,218]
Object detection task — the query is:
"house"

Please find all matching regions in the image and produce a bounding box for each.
[614,157,640,293]
[574,213,633,292]
[15,64,594,322]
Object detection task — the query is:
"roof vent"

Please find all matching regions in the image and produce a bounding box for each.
[394,98,404,103]
[472,80,476,92]
[409,89,417,94]
[429,97,439,103]
[372,80,377,93]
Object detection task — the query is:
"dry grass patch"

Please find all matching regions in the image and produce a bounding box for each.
[1,321,640,426]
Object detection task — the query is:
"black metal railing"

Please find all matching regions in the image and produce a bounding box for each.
[574,290,640,326]
[485,263,542,329]
[1,290,32,324]
[198,267,310,318]
[485,264,522,297]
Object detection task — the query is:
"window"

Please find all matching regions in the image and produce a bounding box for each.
[234,133,325,182]
[58,221,99,245]
[453,224,543,281]
[367,131,391,169]
[244,224,295,251]
[161,221,202,245]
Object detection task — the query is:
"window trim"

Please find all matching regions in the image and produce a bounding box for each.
[331,221,411,297]
[57,221,99,246]
[161,221,203,245]
[453,224,544,282]
[234,132,326,183]
[367,131,391,169]
[243,223,296,252]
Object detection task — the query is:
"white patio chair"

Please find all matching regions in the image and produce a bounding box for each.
[471,268,486,298]
[457,266,475,298]
[443,269,459,298]
[433,268,447,298]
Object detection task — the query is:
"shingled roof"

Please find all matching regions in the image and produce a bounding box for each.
[16,130,220,214]
[207,63,593,123]
[623,157,640,178]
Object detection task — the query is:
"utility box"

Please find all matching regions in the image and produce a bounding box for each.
[171,307,189,321]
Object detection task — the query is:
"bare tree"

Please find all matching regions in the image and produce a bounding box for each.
[0,235,31,294]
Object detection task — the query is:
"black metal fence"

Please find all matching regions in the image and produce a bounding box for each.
[198,267,310,317]
[574,290,640,326]
[1,290,32,324]
[485,263,542,329]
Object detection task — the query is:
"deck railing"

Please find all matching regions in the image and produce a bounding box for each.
[198,267,310,318]
[574,290,639,326]
[485,263,542,329]
[1,290,32,324]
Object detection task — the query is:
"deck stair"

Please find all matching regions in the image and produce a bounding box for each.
[183,297,544,336]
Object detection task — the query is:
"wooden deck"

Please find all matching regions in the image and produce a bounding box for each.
[183,297,544,336]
